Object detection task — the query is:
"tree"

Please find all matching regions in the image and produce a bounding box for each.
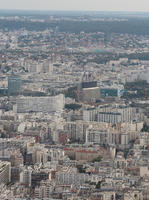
[65,103,82,110]
[141,123,149,132]
[96,181,102,189]
[92,155,102,163]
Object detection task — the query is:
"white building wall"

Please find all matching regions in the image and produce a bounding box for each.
[15,94,65,113]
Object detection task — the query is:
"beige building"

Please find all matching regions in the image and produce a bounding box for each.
[82,87,100,102]
[76,149,101,161]
[140,166,149,177]
[10,150,23,167]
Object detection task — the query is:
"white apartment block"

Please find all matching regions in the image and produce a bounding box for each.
[65,121,88,142]
[56,172,89,185]
[14,94,65,113]
[97,112,121,124]
[86,128,119,146]
[20,168,32,187]
[86,129,108,145]
[83,105,134,124]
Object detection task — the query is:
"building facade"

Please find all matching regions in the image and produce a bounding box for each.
[8,73,22,96]
[0,161,11,185]
[14,94,65,113]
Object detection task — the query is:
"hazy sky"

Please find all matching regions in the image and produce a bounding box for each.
[0,0,149,12]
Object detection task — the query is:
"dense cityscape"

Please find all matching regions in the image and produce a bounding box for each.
[0,10,149,200]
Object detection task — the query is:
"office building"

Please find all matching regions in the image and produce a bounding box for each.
[78,72,98,101]
[83,87,100,102]
[100,85,124,98]
[8,73,22,96]
[100,88,118,98]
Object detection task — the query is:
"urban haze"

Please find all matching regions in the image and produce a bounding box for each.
[0,0,149,12]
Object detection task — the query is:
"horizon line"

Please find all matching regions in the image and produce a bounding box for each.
[0,9,149,14]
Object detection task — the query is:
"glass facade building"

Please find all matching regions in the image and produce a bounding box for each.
[8,74,22,96]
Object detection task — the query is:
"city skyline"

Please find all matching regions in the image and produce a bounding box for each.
[0,0,149,12]
[0,4,149,199]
